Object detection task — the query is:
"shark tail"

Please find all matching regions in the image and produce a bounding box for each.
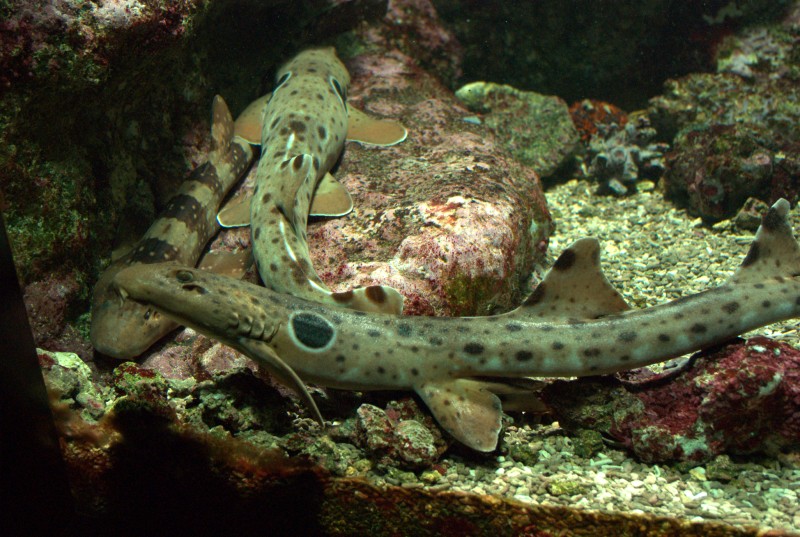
[209,95,235,164]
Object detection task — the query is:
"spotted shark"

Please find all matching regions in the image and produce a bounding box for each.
[91,96,255,358]
[112,199,800,452]
[216,48,407,315]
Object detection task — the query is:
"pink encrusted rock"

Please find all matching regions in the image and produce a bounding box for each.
[308,50,551,316]
[545,337,800,463]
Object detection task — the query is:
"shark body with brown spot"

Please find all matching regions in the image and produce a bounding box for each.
[90,96,255,358]
[216,48,407,315]
[113,199,800,452]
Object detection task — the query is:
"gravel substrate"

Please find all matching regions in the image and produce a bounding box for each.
[370,180,800,534]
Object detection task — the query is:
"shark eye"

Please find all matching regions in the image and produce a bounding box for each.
[330,76,346,105]
[176,270,194,283]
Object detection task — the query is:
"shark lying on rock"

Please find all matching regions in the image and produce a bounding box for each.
[91,96,255,359]
[112,198,800,452]
[216,48,407,315]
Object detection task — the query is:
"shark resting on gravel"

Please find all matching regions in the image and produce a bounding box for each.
[112,198,800,452]
[91,96,255,358]
[216,48,407,315]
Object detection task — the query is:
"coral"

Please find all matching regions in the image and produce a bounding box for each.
[662,123,800,221]
[544,337,800,463]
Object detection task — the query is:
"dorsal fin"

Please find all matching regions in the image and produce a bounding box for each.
[346,107,407,146]
[728,198,800,284]
[233,93,271,144]
[209,95,235,161]
[511,237,629,320]
[414,379,503,452]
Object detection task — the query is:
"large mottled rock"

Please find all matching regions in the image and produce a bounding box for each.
[543,337,800,463]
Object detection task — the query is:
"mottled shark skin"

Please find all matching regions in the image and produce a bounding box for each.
[90,96,255,358]
[113,199,800,452]
[217,48,407,315]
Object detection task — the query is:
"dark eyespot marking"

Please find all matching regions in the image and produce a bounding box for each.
[505,323,523,332]
[553,249,576,271]
[463,343,484,355]
[690,323,707,334]
[515,350,533,362]
[742,242,760,267]
[658,334,670,342]
[289,312,336,350]
[722,301,740,314]
[397,323,412,337]
[617,331,637,343]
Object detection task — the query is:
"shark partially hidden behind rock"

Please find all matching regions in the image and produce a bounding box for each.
[91,96,255,358]
[216,48,407,315]
[113,199,800,452]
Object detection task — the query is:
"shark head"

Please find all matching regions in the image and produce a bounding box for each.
[113,263,280,344]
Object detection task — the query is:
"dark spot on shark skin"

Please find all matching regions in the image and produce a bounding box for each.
[658,334,670,342]
[691,323,707,334]
[583,348,601,358]
[554,249,576,271]
[290,90,299,96]
[318,126,327,139]
[368,330,380,338]
[620,355,631,362]
[754,283,765,289]
[762,300,771,308]
[162,194,202,226]
[261,192,272,204]
[271,238,280,244]
[429,336,443,346]
[365,286,387,304]
[352,343,359,350]
[292,155,305,171]
[464,343,484,354]
[742,242,760,267]
[410,346,419,353]
[411,368,419,376]
[336,355,345,362]
[397,323,412,337]
[505,322,523,332]
[762,206,784,231]
[270,116,282,130]
[316,93,323,100]
[280,160,290,169]
[617,331,637,343]
[377,366,385,374]
[312,157,320,171]
[516,351,533,362]
[253,227,261,240]
[130,238,180,263]
[333,290,354,303]
[269,263,278,272]
[552,341,564,350]
[523,283,546,306]
[722,301,740,314]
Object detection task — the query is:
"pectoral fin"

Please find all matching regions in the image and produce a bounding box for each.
[239,339,324,425]
[310,173,353,217]
[234,93,271,145]
[346,107,407,146]
[415,378,503,452]
[197,249,253,279]
[217,192,252,228]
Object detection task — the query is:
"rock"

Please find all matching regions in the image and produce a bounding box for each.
[455,81,579,178]
[661,123,800,222]
[544,337,800,463]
